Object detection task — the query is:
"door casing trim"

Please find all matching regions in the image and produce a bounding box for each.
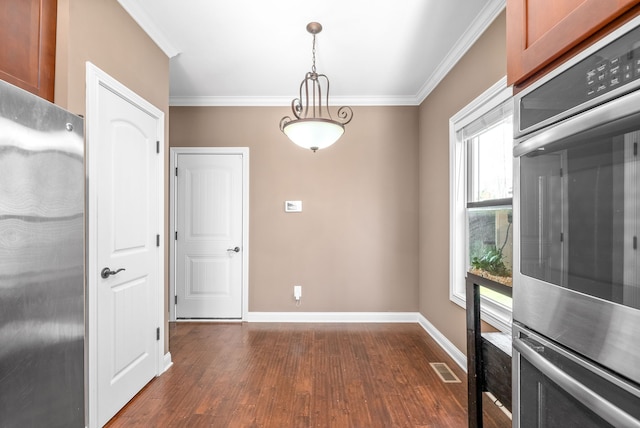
[169,147,250,321]
[85,62,166,428]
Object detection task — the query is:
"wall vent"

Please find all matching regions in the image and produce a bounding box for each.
[429,362,461,383]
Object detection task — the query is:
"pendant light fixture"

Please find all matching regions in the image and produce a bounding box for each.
[279,22,353,152]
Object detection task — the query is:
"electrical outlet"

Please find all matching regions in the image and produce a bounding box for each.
[294,285,302,301]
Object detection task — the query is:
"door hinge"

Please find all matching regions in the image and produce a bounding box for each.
[156,140,160,154]
[634,236,637,250]
[634,142,638,156]
[559,168,563,177]
[560,232,564,242]
[156,234,160,247]
[175,295,178,304]
[175,231,178,240]
[175,167,178,177]
[156,327,160,341]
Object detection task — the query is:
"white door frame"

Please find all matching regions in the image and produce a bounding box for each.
[86,62,167,428]
[169,147,249,321]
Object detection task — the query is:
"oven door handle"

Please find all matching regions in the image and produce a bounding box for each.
[514,337,640,428]
[514,85,640,156]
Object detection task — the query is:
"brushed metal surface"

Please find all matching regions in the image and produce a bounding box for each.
[514,336,640,427]
[514,123,640,385]
[513,274,640,386]
[513,323,640,427]
[0,80,84,427]
[513,27,640,388]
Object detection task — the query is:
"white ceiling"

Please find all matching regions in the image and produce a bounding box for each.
[117,0,505,106]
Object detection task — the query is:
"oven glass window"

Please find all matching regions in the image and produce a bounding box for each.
[517,329,640,427]
[520,125,640,309]
[520,358,615,428]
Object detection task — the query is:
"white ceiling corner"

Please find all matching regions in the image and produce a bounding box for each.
[415,0,506,104]
[117,0,180,58]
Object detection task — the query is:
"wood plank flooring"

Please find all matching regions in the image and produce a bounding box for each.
[105,322,511,428]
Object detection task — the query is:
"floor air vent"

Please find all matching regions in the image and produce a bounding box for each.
[429,362,461,383]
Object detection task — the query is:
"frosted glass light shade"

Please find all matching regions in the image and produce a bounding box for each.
[282,119,345,151]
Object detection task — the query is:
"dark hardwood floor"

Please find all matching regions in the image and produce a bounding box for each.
[105,322,511,427]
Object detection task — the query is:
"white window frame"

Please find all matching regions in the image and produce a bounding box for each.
[449,76,513,334]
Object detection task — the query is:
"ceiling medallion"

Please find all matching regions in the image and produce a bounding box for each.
[279,22,353,152]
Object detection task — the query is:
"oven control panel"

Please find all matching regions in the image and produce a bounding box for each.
[586,49,640,97]
[517,17,640,136]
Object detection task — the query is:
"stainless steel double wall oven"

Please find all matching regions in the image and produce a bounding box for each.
[513,15,640,428]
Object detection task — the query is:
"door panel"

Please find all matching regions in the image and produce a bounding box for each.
[176,154,243,319]
[96,87,159,426]
[112,128,148,251]
[0,0,57,101]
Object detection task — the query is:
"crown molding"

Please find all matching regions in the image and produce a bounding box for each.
[126,0,504,106]
[169,0,505,107]
[415,0,506,104]
[117,0,180,58]
[169,94,422,107]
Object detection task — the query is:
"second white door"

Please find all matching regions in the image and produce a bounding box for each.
[175,153,244,319]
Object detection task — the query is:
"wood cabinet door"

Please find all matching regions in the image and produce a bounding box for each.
[507,0,640,86]
[0,0,57,101]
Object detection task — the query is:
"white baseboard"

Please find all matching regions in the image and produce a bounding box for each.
[417,314,467,372]
[245,311,420,323]
[162,352,173,374]
[168,311,466,374]
[173,318,243,323]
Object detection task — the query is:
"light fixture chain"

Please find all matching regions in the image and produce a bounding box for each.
[311,33,317,74]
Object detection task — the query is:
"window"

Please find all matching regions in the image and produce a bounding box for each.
[450,77,513,333]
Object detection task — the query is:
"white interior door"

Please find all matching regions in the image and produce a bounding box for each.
[175,153,244,319]
[87,64,164,427]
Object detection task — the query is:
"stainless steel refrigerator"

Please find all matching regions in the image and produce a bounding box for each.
[0,80,84,427]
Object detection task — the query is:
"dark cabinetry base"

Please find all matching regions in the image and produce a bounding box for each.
[466,273,512,428]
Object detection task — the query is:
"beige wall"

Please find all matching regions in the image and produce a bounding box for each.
[418,11,507,353]
[170,106,420,312]
[54,0,171,349]
[55,0,169,117]
[48,0,506,355]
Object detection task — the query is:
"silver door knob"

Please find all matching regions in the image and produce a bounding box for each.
[101,267,126,279]
[227,247,240,253]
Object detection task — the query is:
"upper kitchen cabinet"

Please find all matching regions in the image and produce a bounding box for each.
[507,0,640,87]
[0,0,57,102]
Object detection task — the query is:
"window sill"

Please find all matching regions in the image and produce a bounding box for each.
[451,272,513,335]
